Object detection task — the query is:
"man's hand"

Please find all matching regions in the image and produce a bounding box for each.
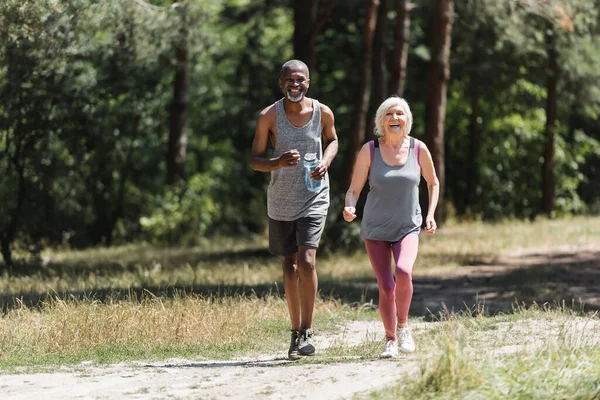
[277,149,300,168]
[309,160,329,180]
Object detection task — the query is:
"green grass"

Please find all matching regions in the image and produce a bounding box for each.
[363,305,600,400]
[0,292,366,370]
[2,216,598,297]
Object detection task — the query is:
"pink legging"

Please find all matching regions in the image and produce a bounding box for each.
[364,234,419,341]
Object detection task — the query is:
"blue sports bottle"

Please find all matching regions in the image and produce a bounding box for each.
[303,153,321,193]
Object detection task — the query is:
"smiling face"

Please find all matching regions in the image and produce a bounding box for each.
[374,97,413,138]
[279,65,310,103]
[383,104,408,136]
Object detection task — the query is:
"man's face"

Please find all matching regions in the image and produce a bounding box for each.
[279,66,310,102]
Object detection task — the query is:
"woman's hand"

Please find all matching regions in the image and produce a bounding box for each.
[424,214,437,234]
[343,206,357,222]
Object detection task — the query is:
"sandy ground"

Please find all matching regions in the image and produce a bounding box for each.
[0,320,426,400]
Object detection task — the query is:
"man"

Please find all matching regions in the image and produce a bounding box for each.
[250,59,338,360]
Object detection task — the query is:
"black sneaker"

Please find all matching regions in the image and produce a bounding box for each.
[288,330,300,360]
[298,329,315,356]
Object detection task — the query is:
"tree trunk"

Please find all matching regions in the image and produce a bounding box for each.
[465,81,480,213]
[167,1,189,185]
[0,237,12,270]
[366,0,389,142]
[343,0,379,189]
[542,27,557,216]
[294,0,337,75]
[294,0,319,72]
[424,0,453,224]
[0,162,26,269]
[388,0,412,96]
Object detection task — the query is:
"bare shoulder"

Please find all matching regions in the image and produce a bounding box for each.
[319,102,335,124]
[413,138,427,150]
[256,103,277,133]
[259,103,277,120]
[319,102,334,117]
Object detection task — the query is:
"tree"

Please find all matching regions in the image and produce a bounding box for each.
[293,0,337,73]
[344,0,379,189]
[542,23,558,215]
[508,0,600,217]
[167,0,189,184]
[366,0,390,143]
[388,0,413,97]
[424,0,454,223]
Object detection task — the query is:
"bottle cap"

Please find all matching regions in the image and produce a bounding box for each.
[304,153,317,162]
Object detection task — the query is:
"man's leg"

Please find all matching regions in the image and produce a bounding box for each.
[282,254,300,331]
[297,246,318,331]
[294,215,325,356]
[296,245,317,356]
[268,218,303,359]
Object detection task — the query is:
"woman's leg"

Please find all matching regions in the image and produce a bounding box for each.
[364,239,396,340]
[391,233,419,327]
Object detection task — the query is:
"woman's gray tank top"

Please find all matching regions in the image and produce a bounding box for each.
[267,98,329,221]
[360,137,422,241]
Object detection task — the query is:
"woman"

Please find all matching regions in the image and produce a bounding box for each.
[343,97,439,358]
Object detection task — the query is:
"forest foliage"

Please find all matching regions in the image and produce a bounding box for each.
[1,0,599,266]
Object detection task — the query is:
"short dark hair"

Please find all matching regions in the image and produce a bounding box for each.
[280,59,309,79]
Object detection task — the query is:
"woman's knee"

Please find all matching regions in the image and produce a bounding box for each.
[395,267,412,283]
[379,281,396,297]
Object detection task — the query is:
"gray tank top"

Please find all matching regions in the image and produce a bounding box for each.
[361,137,422,241]
[267,98,330,221]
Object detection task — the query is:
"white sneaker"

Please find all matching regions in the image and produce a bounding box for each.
[397,327,415,353]
[380,340,398,358]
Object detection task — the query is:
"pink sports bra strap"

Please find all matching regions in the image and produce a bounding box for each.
[369,140,375,164]
[414,139,421,167]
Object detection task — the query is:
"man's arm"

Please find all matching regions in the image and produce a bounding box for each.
[310,104,338,179]
[250,106,300,172]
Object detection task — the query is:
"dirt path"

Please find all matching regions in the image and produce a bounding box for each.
[0,320,427,400]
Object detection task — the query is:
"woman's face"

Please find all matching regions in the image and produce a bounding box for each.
[382,103,408,135]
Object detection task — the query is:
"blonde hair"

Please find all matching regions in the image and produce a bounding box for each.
[373,97,413,138]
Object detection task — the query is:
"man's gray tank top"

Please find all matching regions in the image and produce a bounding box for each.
[361,137,422,241]
[267,98,329,221]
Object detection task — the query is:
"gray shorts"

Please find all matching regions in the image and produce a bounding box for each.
[268,215,327,256]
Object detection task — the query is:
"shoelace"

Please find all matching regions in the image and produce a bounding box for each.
[290,331,299,344]
[301,330,313,340]
[398,329,411,341]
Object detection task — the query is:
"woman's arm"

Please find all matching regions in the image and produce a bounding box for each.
[419,141,440,234]
[343,143,371,222]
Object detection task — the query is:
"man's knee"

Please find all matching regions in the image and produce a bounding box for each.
[297,247,316,274]
[282,255,298,278]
